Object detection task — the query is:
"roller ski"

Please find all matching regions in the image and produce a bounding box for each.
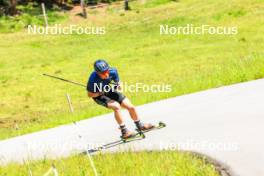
[88,121,166,153]
[135,121,166,134]
[121,121,166,141]
[120,127,145,142]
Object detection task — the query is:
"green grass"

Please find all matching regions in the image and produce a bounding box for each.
[0,0,264,140]
[0,151,219,176]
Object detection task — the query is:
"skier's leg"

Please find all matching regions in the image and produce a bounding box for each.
[107,100,135,138]
[121,98,154,131]
[121,98,140,121]
[93,95,134,138]
[93,95,124,125]
[107,100,123,125]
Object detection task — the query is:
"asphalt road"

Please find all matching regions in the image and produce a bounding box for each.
[1,79,264,176]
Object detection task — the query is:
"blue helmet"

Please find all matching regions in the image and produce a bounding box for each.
[94,59,109,73]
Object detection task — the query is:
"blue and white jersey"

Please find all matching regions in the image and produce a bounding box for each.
[87,68,119,93]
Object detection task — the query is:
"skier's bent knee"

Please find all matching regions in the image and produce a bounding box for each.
[109,103,121,111]
[127,105,135,111]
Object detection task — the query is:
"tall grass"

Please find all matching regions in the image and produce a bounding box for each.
[0,151,219,176]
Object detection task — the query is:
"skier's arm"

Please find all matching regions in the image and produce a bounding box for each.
[87,75,103,97]
[116,81,122,91]
[87,91,102,98]
[112,68,121,90]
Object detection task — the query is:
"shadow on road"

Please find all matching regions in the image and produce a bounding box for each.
[82,137,144,154]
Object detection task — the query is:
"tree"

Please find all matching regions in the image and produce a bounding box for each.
[9,0,17,15]
[124,0,129,10]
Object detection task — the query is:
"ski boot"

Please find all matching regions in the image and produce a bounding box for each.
[135,121,154,131]
[120,126,136,139]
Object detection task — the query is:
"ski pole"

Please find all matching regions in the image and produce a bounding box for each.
[43,73,86,88]
[43,73,118,87]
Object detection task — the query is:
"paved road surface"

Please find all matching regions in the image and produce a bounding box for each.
[1,79,264,176]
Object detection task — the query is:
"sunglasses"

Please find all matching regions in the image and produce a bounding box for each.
[99,70,109,76]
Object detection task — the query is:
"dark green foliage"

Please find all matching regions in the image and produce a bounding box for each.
[0,0,72,16]
[0,2,67,32]
[0,0,8,16]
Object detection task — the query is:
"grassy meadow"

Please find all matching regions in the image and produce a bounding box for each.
[0,0,263,140]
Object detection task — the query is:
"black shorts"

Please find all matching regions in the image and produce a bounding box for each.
[93,91,126,107]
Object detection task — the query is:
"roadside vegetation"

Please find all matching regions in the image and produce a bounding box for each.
[0,1,69,33]
[0,151,219,176]
[0,0,263,140]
